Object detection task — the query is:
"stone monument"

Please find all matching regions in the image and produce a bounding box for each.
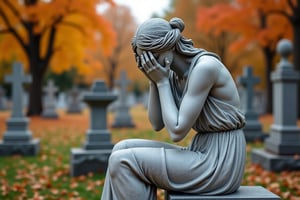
[252,39,300,171]
[237,66,265,142]
[0,62,40,156]
[42,79,58,118]
[70,80,117,176]
[111,70,135,128]
[66,85,82,114]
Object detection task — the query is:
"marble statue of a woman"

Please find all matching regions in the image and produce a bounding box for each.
[101,17,246,200]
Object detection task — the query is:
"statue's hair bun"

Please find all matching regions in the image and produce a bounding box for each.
[169,17,184,32]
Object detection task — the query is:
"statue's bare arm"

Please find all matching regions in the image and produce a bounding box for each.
[148,81,164,131]
[156,59,218,142]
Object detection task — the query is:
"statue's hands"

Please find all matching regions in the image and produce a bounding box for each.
[140,51,170,84]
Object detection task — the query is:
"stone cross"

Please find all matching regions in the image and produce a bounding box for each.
[115,70,131,104]
[112,70,135,128]
[42,79,58,118]
[5,62,31,117]
[237,66,264,142]
[237,66,260,112]
[0,62,40,156]
[44,80,58,102]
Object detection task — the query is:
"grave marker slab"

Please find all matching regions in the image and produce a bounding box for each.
[70,80,117,176]
[42,80,58,118]
[252,39,300,171]
[0,62,40,156]
[111,70,135,128]
[237,66,265,141]
[66,85,82,113]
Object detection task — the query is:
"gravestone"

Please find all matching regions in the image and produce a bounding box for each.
[111,70,135,128]
[66,86,82,113]
[0,86,8,110]
[237,66,265,142]
[42,79,58,118]
[0,62,40,156]
[57,92,67,109]
[70,80,117,176]
[252,39,300,171]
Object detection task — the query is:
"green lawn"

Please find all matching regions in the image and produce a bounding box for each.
[0,105,299,200]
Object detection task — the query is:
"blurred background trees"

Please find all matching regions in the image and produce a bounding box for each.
[0,0,299,116]
[0,0,116,116]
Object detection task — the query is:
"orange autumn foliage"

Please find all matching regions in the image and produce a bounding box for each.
[197,0,293,53]
[0,0,116,76]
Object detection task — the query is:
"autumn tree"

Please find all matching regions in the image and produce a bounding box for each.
[0,0,116,116]
[166,0,246,75]
[197,0,293,113]
[94,4,137,90]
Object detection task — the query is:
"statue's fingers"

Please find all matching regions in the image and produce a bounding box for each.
[141,55,152,74]
[147,51,158,66]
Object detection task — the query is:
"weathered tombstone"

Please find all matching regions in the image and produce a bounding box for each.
[42,79,58,119]
[0,86,8,110]
[57,92,67,109]
[0,62,40,156]
[70,80,117,177]
[252,39,300,171]
[237,66,265,142]
[66,85,82,114]
[111,70,135,128]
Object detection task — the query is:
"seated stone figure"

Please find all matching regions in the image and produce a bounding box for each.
[101,17,246,200]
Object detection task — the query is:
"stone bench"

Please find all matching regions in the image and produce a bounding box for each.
[165,186,281,200]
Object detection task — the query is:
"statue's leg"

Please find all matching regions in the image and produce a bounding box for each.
[103,146,203,200]
[112,138,182,152]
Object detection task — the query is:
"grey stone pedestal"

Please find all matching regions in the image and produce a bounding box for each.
[70,148,111,177]
[165,186,280,200]
[252,39,300,171]
[70,80,117,177]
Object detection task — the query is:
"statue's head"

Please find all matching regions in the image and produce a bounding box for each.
[131,17,204,69]
[131,17,185,54]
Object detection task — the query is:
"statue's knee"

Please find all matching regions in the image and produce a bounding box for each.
[108,150,131,178]
[112,140,129,152]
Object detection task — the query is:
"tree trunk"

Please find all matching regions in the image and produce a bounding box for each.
[263,47,275,114]
[26,72,43,116]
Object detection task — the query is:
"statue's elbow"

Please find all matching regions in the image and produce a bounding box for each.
[152,123,164,132]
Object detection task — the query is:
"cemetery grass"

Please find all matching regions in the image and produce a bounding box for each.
[0,105,300,200]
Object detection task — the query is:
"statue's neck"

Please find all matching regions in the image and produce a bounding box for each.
[172,53,192,79]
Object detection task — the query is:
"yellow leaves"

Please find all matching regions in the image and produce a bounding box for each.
[0,0,116,80]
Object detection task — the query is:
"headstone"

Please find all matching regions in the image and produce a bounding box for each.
[0,86,8,110]
[42,79,58,119]
[66,85,82,113]
[237,66,265,141]
[111,70,135,128]
[70,80,117,176]
[165,186,280,200]
[252,39,300,171]
[57,92,67,109]
[0,62,40,156]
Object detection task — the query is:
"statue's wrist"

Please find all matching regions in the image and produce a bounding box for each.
[157,79,169,88]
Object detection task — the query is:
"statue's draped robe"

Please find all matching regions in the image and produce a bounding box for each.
[101,52,246,200]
